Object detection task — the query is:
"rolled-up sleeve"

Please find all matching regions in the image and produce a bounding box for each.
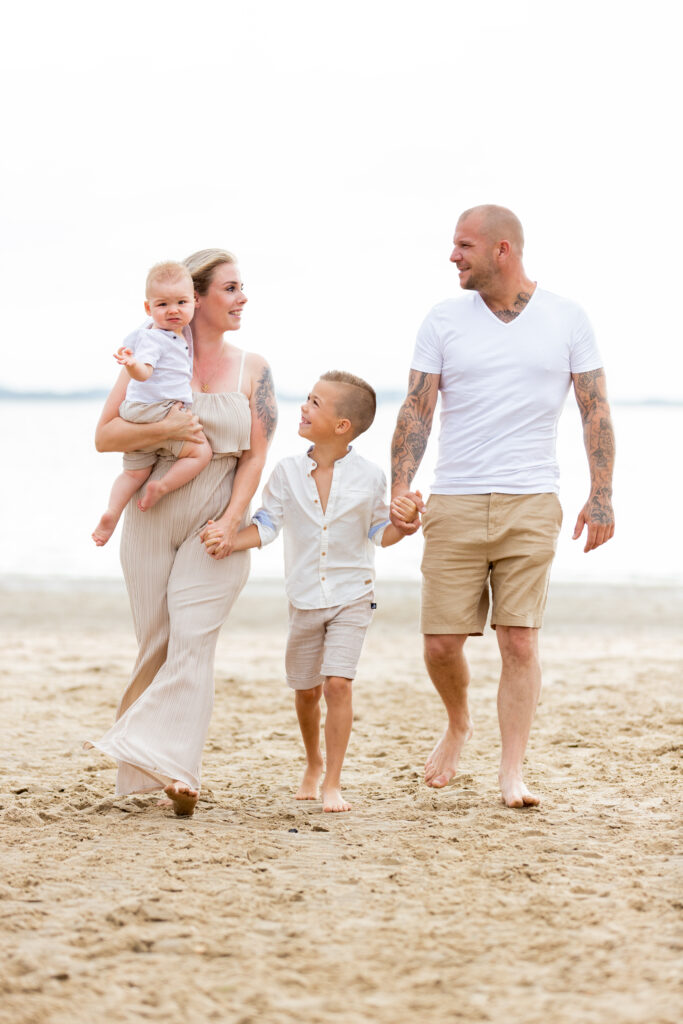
[368,470,391,547]
[252,465,286,547]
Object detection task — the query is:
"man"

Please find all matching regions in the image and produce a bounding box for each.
[390,204,615,807]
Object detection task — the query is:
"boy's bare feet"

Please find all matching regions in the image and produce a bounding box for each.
[137,480,167,512]
[92,511,118,546]
[322,783,351,812]
[424,722,473,788]
[163,781,198,816]
[295,755,324,800]
[499,769,540,808]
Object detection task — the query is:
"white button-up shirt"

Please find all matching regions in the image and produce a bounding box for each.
[252,447,390,609]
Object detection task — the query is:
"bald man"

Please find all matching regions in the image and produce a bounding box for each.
[390,204,615,807]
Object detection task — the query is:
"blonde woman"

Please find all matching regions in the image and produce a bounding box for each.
[88,249,277,816]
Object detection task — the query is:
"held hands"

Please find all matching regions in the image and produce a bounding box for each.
[573,490,615,552]
[200,519,238,560]
[390,490,425,535]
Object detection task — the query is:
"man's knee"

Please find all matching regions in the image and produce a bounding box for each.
[424,633,468,668]
[497,626,538,664]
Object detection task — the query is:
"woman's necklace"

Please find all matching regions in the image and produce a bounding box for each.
[194,343,227,393]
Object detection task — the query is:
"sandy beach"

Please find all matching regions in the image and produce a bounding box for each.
[1,578,681,1024]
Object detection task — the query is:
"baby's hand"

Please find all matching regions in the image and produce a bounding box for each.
[391,494,419,523]
[114,346,136,366]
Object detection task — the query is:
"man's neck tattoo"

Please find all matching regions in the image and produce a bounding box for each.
[493,290,532,323]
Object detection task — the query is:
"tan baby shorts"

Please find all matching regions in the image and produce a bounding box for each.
[119,399,188,471]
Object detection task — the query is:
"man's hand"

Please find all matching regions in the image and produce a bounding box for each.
[573,489,615,552]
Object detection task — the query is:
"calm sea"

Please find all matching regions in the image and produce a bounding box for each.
[1,397,679,585]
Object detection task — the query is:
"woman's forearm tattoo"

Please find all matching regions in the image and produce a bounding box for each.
[254,366,277,441]
[391,371,437,489]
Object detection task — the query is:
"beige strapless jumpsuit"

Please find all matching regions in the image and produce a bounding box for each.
[88,369,252,795]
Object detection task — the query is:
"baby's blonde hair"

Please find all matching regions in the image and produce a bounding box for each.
[145,261,193,297]
[183,249,238,296]
[320,370,377,439]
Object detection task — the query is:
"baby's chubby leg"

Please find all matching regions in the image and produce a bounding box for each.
[138,434,212,511]
[294,684,324,799]
[322,676,353,812]
[92,468,152,546]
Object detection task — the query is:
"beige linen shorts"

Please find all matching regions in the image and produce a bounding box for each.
[420,493,563,635]
[285,594,375,690]
[119,399,188,471]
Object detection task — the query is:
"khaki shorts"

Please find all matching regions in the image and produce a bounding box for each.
[285,594,375,690]
[420,493,563,635]
[119,399,188,471]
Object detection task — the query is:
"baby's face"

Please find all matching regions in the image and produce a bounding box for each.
[145,279,195,332]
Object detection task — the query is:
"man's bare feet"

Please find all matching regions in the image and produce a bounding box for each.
[137,480,167,512]
[92,511,118,546]
[295,755,324,800]
[499,770,540,808]
[322,783,351,812]
[163,781,198,816]
[424,722,473,788]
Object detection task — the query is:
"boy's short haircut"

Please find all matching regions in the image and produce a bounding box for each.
[320,370,377,438]
[145,261,194,297]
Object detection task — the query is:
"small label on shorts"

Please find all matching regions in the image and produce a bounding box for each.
[370,602,377,610]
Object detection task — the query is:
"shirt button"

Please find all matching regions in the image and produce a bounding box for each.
[321,576,326,581]
[321,552,326,556]
[323,526,327,530]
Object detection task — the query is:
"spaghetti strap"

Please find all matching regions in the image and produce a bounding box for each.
[237,349,247,393]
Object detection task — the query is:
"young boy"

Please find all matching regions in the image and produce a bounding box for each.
[92,261,212,546]
[203,371,417,812]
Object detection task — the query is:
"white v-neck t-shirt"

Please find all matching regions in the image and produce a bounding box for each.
[411,287,602,494]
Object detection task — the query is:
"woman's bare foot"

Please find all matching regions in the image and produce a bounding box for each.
[499,770,540,808]
[322,782,351,812]
[164,781,198,816]
[137,480,167,512]
[295,755,324,800]
[92,510,118,546]
[424,722,473,788]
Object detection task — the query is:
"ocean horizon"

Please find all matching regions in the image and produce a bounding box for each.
[1,397,679,586]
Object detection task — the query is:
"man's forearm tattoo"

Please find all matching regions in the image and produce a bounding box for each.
[391,371,436,488]
[493,291,532,323]
[254,366,277,441]
[573,368,615,519]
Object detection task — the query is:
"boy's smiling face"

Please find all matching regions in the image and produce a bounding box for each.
[144,279,196,333]
[299,380,348,442]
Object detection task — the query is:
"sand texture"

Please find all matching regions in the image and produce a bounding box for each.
[1,580,681,1024]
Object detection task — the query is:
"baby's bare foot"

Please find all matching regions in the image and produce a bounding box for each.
[295,756,324,800]
[138,480,167,512]
[92,510,118,546]
[322,784,351,812]
[164,781,198,817]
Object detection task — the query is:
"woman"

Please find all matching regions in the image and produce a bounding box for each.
[88,249,277,816]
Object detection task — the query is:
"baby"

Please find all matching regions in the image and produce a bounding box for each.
[92,261,211,546]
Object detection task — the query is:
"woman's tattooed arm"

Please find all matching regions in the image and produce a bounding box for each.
[391,370,440,492]
[254,365,278,442]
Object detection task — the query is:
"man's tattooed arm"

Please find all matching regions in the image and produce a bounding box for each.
[254,365,278,442]
[571,367,616,551]
[391,370,440,492]
[493,291,533,323]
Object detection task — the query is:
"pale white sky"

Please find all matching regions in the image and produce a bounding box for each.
[2,0,680,400]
